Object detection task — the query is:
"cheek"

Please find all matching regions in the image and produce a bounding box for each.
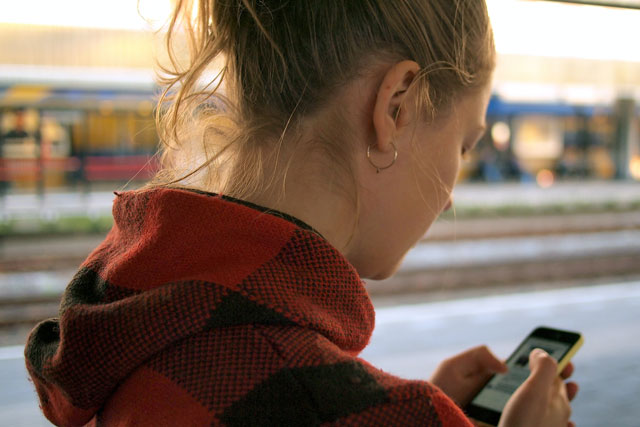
[447,155,462,187]
[415,150,460,204]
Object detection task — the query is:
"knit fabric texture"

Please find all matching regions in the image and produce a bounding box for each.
[24,187,472,426]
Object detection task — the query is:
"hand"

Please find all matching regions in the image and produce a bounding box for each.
[499,349,579,427]
[430,345,508,407]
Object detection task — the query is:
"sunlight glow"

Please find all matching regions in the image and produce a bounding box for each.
[630,156,640,180]
[3,0,640,63]
[1,0,172,31]
[536,169,555,188]
[487,0,640,62]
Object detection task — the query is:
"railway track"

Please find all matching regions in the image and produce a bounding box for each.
[2,209,639,272]
[4,250,640,338]
[0,295,59,330]
[1,211,639,338]
[367,252,640,296]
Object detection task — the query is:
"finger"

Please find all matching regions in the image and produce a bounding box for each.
[560,362,574,380]
[566,381,579,401]
[554,377,573,421]
[471,345,508,374]
[527,348,558,390]
[555,376,569,400]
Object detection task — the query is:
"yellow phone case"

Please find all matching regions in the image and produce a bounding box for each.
[556,334,584,374]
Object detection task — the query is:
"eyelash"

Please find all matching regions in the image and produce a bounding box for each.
[462,134,483,158]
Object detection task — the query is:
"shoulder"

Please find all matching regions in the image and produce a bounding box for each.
[320,359,473,426]
[102,324,471,426]
[248,326,472,426]
[217,337,469,426]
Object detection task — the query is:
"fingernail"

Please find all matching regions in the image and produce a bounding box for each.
[531,348,548,358]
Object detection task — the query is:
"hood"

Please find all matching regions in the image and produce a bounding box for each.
[25,187,375,426]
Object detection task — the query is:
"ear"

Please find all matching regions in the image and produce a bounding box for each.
[372,60,420,153]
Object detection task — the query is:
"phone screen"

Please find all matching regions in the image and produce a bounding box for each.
[469,335,572,413]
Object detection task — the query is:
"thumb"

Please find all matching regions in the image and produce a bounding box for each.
[526,348,558,390]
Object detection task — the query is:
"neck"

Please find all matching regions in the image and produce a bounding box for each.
[197,89,367,268]
[242,151,358,257]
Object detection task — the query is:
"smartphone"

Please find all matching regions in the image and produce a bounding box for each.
[465,326,583,427]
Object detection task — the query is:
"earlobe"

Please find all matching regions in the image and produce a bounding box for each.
[372,60,420,153]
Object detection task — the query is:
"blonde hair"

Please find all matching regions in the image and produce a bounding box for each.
[150,0,495,202]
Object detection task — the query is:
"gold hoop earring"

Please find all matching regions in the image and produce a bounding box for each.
[367,142,398,173]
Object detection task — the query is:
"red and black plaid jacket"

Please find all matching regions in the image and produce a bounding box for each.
[25,187,472,426]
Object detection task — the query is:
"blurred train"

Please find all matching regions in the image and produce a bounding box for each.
[466,96,627,186]
[0,79,636,193]
[0,81,158,192]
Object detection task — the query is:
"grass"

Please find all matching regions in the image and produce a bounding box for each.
[437,199,640,220]
[1,215,114,237]
[1,200,639,237]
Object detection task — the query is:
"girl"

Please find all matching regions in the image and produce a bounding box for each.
[25,1,577,425]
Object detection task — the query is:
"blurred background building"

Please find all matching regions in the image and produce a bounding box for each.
[0,0,639,194]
